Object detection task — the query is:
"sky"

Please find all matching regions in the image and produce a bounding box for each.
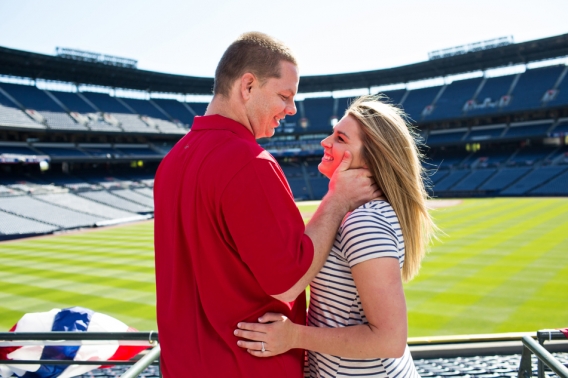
[0,0,567,81]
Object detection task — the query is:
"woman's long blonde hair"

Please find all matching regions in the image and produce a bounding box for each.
[346,95,437,282]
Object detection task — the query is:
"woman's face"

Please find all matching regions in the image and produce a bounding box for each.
[318,115,366,179]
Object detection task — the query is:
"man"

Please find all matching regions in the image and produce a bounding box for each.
[154,32,379,377]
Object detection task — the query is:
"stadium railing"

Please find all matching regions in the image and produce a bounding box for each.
[518,330,568,378]
[0,331,161,378]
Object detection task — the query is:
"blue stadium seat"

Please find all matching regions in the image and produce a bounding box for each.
[433,170,470,191]
[479,167,531,191]
[503,120,553,139]
[287,178,310,200]
[427,129,467,145]
[545,69,568,108]
[466,124,506,141]
[428,169,450,184]
[401,86,442,122]
[450,169,496,191]
[151,99,195,126]
[531,169,568,195]
[303,97,334,132]
[81,92,131,113]
[508,146,556,166]
[121,98,168,120]
[466,74,516,116]
[378,90,406,105]
[507,65,565,112]
[310,177,329,199]
[501,166,567,194]
[550,119,568,135]
[33,146,90,158]
[472,149,514,168]
[428,77,482,121]
[48,90,96,113]
[335,97,354,119]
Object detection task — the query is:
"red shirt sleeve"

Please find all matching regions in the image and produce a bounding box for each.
[221,155,314,296]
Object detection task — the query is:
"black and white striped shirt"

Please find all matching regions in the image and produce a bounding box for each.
[306,200,420,378]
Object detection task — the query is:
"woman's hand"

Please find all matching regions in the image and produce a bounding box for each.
[234,312,299,357]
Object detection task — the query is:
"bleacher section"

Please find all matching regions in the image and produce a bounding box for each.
[0,88,44,129]
[501,166,568,195]
[401,86,441,121]
[504,120,553,139]
[0,172,153,239]
[0,82,86,131]
[466,74,515,116]
[427,128,467,145]
[151,99,195,126]
[466,124,506,141]
[507,65,565,112]
[450,169,496,191]
[0,196,104,228]
[428,77,483,120]
[303,97,334,132]
[478,167,531,191]
[531,169,568,195]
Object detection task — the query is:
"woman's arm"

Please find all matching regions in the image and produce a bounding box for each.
[235,256,408,359]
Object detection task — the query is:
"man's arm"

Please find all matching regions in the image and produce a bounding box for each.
[272,151,379,302]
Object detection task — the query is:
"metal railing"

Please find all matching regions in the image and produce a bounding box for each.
[0,332,160,378]
[518,330,568,378]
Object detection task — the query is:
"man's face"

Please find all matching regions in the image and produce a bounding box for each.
[245,61,299,139]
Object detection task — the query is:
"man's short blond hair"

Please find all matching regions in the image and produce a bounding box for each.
[213,32,297,97]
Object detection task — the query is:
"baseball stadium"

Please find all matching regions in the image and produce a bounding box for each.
[0,27,567,378]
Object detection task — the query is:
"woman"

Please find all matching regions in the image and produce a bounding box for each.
[234,95,437,377]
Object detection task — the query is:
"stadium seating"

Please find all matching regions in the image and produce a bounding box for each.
[531,169,568,195]
[471,148,514,168]
[551,119,568,135]
[427,128,467,145]
[151,98,195,126]
[432,170,470,191]
[379,89,406,105]
[0,210,59,236]
[449,168,497,191]
[78,190,153,213]
[0,89,45,129]
[503,120,554,139]
[0,195,105,228]
[287,177,311,200]
[545,68,568,108]
[466,124,506,141]
[428,77,483,120]
[121,97,168,119]
[465,74,516,116]
[36,192,138,219]
[303,97,334,132]
[507,145,556,166]
[478,167,532,191]
[0,83,87,131]
[428,169,450,184]
[507,65,565,112]
[500,166,568,195]
[401,86,442,122]
[310,177,329,199]
[33,145,91,158]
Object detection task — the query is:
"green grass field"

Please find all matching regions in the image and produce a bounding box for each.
[0,198,567,337]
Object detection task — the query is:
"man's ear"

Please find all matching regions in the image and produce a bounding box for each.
[240,73,255,101]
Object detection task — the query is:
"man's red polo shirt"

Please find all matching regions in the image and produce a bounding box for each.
[154,115,314,377]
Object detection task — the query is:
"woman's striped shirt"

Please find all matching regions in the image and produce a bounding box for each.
[306,200,420,378]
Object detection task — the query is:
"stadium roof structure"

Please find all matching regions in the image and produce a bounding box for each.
[0,33,567,94]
